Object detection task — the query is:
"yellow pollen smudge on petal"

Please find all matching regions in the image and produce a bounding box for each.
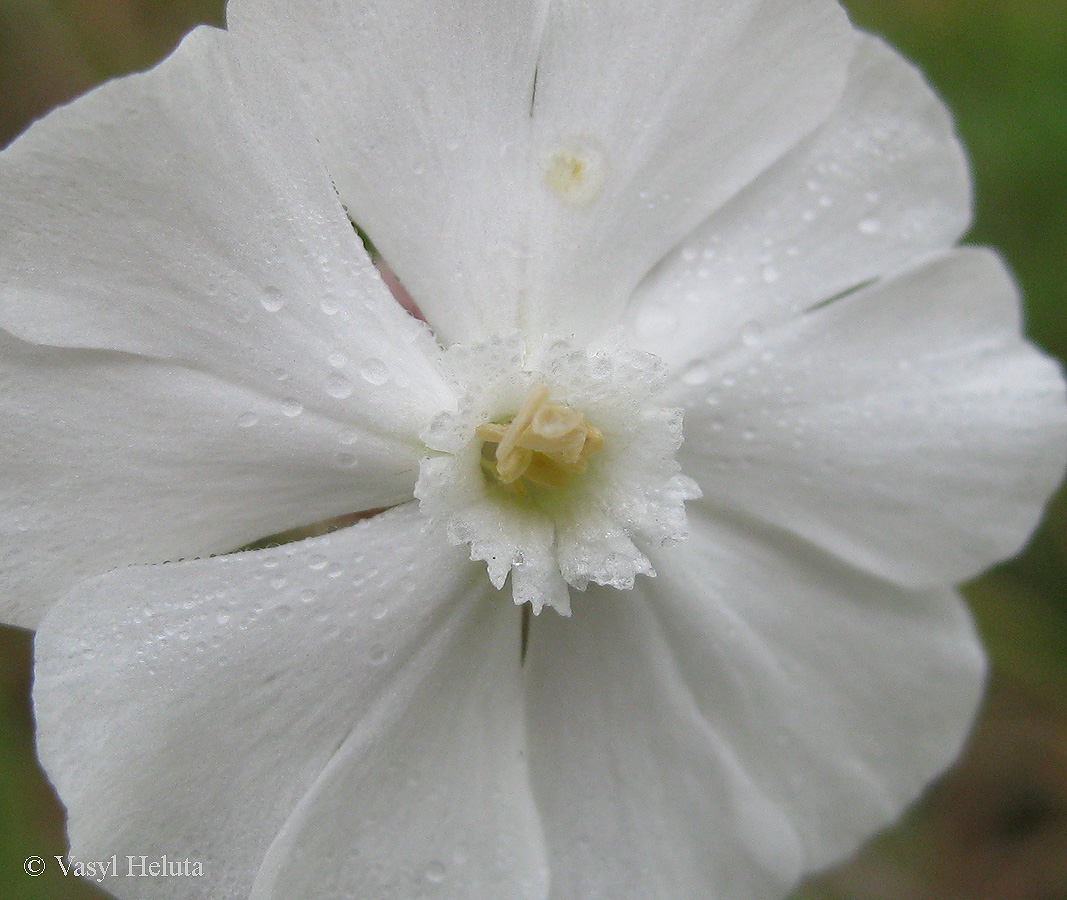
[545,153,586,188]
[543,140,607,207]
[476,386,603,495]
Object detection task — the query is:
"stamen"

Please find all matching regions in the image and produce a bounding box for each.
[495,385,549,468]
[476,386,603,494]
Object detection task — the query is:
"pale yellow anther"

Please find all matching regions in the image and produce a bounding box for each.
[476,386,603,494]
[495,385,549,467]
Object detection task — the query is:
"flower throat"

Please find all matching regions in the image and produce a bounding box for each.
[476,385,603,496]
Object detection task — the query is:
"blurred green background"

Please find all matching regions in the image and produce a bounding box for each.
[1,1,1065,898]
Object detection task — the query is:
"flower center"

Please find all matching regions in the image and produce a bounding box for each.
[476,385,603,494]
[415,334,700,616]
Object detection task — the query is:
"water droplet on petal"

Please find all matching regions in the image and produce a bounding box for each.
[281,398,303,417]
[741,322,765,346]
[260,287,285,312]
[424,860,446,884]
[326,374,354,399]
[335,451,359,469]
[236,412,258,428]
[680,361,712,386]
[360,359,390,386]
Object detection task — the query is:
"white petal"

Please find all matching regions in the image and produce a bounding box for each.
[524,511,985,899]
[674,248,1067,587]
[0,332,422,629]
[522,0,855,342]
[626,34,973,369]
[34,505,546,900]
[228,0,853,346]
[249,585,548,900]
[227,0,548,344]
[0,25,452,441]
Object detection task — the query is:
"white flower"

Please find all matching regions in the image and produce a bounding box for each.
[1,0,1065,898]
